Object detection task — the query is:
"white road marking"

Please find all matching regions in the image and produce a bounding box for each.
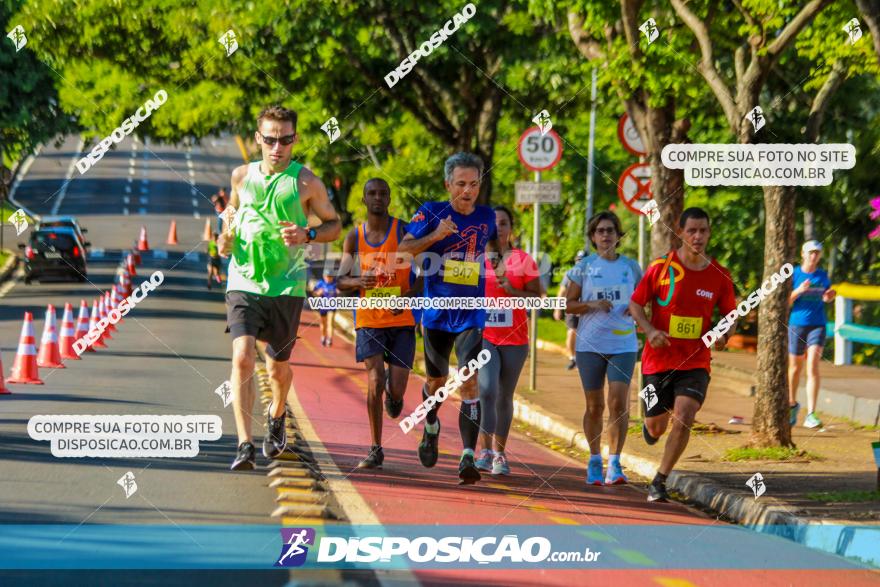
[123,207,130,216]
[128,167,135,175]
[50,137,85,215]
[139,208,146,215]
[191,198,198,207]
[139,196,148,204]
[123,196,130,204]
[190,188,197,195]
[140,186,148,194]
[193,211,200,219]
[124,185,131,194]
[186,160,193,169]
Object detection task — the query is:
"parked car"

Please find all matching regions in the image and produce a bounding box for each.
[34,215,89,249]
[19,227,88,283]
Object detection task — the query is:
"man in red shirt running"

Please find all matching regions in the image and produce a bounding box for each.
[629,207,737,503]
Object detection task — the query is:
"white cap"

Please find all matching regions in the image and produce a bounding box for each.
[802,240,823,254]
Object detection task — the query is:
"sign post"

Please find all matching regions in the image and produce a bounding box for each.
[517,127,563,391]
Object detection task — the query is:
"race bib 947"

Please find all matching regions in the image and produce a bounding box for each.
[443,259,480,286]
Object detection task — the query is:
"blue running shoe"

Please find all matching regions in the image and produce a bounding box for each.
[475,449,494,471]
[586,457,604,486]
[789,402,800,426]
[605,459,627,485]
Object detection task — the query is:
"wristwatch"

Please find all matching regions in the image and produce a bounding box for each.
[306,228,317,243]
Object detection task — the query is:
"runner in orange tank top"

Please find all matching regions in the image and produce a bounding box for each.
[338,178,421,469]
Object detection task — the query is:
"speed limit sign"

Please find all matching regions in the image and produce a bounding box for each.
[517,127,563,172]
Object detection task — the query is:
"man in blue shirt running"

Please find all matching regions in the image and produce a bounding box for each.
[399,152,499,484]
[787,240,836,429]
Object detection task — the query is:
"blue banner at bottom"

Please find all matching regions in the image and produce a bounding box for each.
[0,524,876,570]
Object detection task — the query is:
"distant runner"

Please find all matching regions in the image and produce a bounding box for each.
[787,239,835,429]
[476,205,540,476]
[220,105,341,471]
[207,232,222,289]
[629,207,736,502]
[311,273,338,347]
[337,178,419,469]
[212,187,228,232]
[399,152,499,485]
[565,211,642,486]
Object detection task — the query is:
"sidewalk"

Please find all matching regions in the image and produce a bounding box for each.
[331,310,880,567]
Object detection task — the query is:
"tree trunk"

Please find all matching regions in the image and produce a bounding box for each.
[751,184,796,447]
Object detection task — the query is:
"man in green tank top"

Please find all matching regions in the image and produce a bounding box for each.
[219,105,340,470]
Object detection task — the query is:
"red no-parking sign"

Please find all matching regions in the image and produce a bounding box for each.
[617,162,653,215]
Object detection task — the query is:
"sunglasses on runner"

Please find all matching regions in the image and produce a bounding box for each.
[259,133,296,146]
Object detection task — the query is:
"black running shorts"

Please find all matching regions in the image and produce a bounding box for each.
[225,291,304,361]
[423,327,483,378]
[642,368,711,418]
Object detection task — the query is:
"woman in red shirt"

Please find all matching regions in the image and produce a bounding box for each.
[476,206,542,475]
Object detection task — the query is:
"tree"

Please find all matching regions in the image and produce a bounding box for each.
[671,0,877,446]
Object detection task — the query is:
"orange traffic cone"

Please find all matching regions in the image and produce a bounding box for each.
[203,218,212,241]
[8,312,44,384]
[167,219,179,245]
[98,297,112,340]
[59,303,80,361]
[37,305,65,369]
[127,254,137,277]
[137,225,150,251]
[103,292,116,332]
[75,300,94,353]
[119,270,132,297]
[88,300,107,348]
[0,352,9,394]
[111,286,124,324]
[132,245,142,266]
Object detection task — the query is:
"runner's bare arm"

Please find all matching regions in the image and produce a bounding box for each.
[281,169,341,245]
[337,229,373,291]
[629,300,670,348]
[218,165,246,256]
[398,215,457,256]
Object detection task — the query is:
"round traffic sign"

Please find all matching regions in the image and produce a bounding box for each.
[517,127,563,172]
[617,113,646,156]
[617,162,653,215]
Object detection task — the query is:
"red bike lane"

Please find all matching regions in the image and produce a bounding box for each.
[286,311,877,586]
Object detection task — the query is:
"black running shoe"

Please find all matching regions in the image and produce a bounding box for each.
[263,409,287,459]
[418,420,440,468]
[458,452,481,485]
[230,442,255,470]
[384,394,404,418]
[643,423,659,445]
[358,445,384,469]
[647,481,670,503]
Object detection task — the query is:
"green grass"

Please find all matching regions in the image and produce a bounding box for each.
[536,315,568,347]
[722,446,821,462]
[805,490,880,503]
[0,248,10,267]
